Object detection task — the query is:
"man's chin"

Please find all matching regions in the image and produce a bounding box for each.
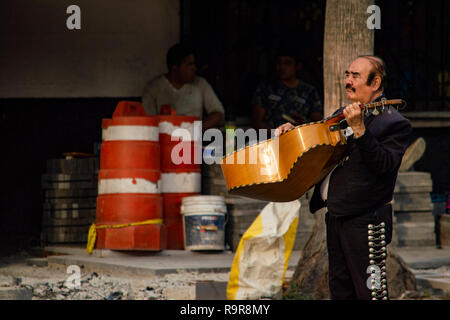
[346,92,357,101]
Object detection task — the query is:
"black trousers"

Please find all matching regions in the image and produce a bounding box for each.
[325,204,393,300]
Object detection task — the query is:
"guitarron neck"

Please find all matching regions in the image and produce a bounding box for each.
[324,99,405,122]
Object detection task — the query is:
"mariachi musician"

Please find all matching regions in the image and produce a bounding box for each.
[275,55,412,300]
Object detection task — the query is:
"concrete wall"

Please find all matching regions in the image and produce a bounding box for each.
[0,0,179,98]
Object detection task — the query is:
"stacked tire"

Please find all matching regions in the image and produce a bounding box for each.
[158,115,201,249]
[95,101,165,251]
[41,158,98,244]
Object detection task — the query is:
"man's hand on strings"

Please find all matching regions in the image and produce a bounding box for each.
[274,122,294,136]
[343,102,366,138]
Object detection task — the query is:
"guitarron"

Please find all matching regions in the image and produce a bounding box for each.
[220,99,405,202]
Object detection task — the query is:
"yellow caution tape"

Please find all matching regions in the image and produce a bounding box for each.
[86,218,163,254]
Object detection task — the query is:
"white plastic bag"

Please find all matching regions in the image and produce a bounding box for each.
[227,200,300,300]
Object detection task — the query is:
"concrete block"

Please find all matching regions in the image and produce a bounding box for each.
[42,181,98,190]
[42,225,90,243]
[26,258,48,267]
[394,221,435,247]
[43,208,97,220]
[393,193,433,212]
[395,171,432,193]
[395,211,434,223]
[43,233,88,243]
[196,281,227,300]
[45,189,98,199]
[415,275,450,292]
[225,196,269,208]
[46,158,99,174]
[41,216,95,227]
[0,287,33,300]
[440,215,450,246]
[227,208,261,218]
[164,287,195,300]
[43,199,97,209]
[42,225,90,234]
[41,173,98,182]
[225,194,313,252]
[202,164,224,178]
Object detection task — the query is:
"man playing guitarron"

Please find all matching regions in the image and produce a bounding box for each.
[275,55,412,300]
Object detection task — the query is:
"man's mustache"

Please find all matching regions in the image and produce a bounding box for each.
[346,84,356,92]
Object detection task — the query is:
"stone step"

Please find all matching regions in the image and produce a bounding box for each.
[393,237,435,247]
[396,171,431,185]
[393,193,433,212]
[394,171,432,193]
[394,221,435,247]
[394,211,434,223]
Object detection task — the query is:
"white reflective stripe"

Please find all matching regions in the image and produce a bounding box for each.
[161,172,201,193]
[98,178,161,194]
[102,125,159,141]
[158,121,196,141]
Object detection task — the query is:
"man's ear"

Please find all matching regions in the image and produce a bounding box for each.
[372,75,382,91]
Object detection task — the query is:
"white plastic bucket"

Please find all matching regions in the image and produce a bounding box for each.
[181,195,227,251]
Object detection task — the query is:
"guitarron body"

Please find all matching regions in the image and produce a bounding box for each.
[221,120,348,202]
[220,99,405,202]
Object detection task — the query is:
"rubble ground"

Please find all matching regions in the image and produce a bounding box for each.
[0,250,230,300]
[1,250,449,300]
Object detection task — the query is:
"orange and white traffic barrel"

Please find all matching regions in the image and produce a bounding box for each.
[158,114,201,249]
[93,101,166,251]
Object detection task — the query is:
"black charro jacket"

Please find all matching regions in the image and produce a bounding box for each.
[309,96,412,216]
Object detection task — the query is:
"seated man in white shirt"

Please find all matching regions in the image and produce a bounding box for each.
[142,43,225,131]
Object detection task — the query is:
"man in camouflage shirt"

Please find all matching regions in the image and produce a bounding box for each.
[252,50,323,129]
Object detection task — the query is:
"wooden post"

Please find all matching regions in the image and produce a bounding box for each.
[322,0,374,117]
